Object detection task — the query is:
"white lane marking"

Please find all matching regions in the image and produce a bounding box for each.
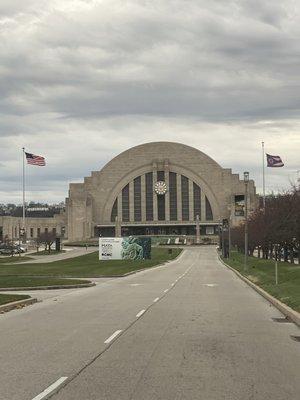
[164,289,169,293]
[130,283,142,286]
[204,283,218,287]
[32,377,68,400]
[171,283,175,286]
[104,330,122,344]
[153,297,160,303]
[136,309,146,318]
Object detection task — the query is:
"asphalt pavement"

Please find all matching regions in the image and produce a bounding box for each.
[0,247,299,400]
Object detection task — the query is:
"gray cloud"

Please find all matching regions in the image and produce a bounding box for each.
[0,0,299,202]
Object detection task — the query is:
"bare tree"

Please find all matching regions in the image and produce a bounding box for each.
[231,183,300,264]
[37,232,56,253]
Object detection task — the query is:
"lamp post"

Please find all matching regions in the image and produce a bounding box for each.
[227,206,232,259]
[244,172,249,272]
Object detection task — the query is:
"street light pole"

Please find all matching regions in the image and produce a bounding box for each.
[244,172,249,272]
[227,205,232,259]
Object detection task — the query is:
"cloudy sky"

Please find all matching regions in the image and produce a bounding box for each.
[0,0,299,204]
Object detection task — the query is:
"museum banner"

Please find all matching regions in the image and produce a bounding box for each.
[99,237,151,260]
[234,195,245,216]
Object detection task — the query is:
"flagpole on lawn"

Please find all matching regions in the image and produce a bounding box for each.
[22,147,26,243]
[262,141,266,209]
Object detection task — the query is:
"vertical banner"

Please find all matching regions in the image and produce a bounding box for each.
[99,237,151,260]
[234,195,245,216]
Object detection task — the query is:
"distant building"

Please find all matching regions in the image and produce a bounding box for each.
[0,142,258,242]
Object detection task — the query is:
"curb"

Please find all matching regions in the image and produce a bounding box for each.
[0,282,95,291]
[218,254,300,327]
[0,297,37,313]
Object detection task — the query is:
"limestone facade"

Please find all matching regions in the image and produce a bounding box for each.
[0,213,67,241]
[66,142,258,241]
[0,142,258,242]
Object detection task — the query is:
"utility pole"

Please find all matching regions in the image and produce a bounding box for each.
[244,172,249,272]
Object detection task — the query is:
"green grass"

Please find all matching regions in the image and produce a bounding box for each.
[0,247,182,278]
[0,294,30,306]
[0,256,34,264]
[223,251,300,312]
[0,277,90,288]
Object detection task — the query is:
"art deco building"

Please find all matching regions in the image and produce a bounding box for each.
[0,142,257,242]
[66,142,257,241]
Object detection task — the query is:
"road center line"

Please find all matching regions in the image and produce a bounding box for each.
[153,297,160,303]
[104,330,122,344]
[164,289,169,293]
[31,377,68,400]
[136,309,146,318]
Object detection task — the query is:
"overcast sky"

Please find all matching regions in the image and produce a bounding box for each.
[0,0,299,204]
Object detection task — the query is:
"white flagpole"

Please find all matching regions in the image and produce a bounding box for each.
[262,141,265,209]
[22,147,26,242]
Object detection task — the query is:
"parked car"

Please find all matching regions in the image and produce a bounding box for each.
[0,246,17,255]
[0,243,25,255]
[15,245,26,253]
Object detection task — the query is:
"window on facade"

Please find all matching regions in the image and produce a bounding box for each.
[157,170,165,181]
[45,227,48,233]
[205,196,213,220]
[122,184,130,222]
[30,228,34,238]
[181,175,189,221]
[134,176,142,221]
[52,228,56,236]
[157,171,165,220]
[193,183,201,220]
[111,198,118,222]
[206,226,214,235]
[145,172,153,221]
[169,172,177,221]
[157,195,165,221]
[37,228,40,236]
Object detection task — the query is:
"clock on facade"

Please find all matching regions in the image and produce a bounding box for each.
[154,181,167,195]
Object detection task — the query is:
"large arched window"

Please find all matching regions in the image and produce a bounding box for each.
[110,172,214,223]
[111,198,118,222]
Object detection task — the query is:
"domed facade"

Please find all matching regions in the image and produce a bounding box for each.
[66,142,257,241]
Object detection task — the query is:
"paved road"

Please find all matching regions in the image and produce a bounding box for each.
[0,247,299,400]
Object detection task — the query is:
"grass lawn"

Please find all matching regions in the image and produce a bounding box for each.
[0,256,33,264]
[0,247,182,278]
[0,276,90,288]
[0,293,30,306]
[223,251,300,312]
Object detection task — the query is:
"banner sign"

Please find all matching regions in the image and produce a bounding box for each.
[234,195,245,216]
[99,237,151,260]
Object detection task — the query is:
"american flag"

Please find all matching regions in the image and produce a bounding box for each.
[25,152,46,166]
[266,154,284,168]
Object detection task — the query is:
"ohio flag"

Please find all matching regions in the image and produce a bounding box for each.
[266,154,284,167]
